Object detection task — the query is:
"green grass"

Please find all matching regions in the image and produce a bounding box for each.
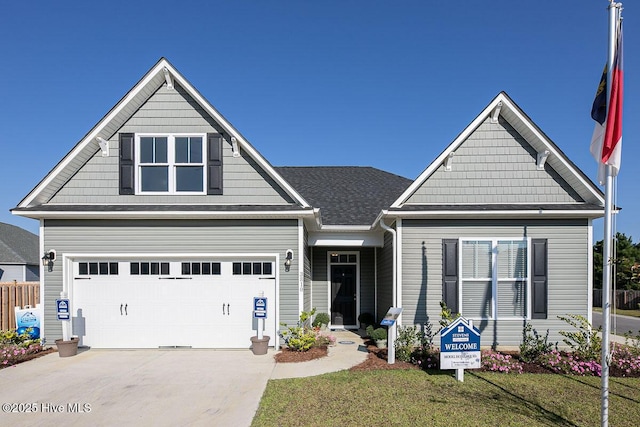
[593,307,640,318]
[252,370,640,427]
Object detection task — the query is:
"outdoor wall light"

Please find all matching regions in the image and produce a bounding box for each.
[42,249,56,272]
[284,249,293,272]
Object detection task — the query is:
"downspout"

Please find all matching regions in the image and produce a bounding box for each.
[379,217,397,364]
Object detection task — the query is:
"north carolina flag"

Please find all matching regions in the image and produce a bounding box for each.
[590,22,623,185]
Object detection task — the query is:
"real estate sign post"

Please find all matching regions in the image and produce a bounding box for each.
[440,317,481,382]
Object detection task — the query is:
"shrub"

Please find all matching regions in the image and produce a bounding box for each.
[395,326,418,362]
[482,350,523,374]
[279,308,320,352]
[537,350,602,376]
[439,301,460,331]
[312,312,330,328]
[366,325,387,341]
[610,342,640,376]
[557,314,602,360]
[358,312,375,328]
[519,323,556,363]
[1,329,43,369]
[314,331,336,347]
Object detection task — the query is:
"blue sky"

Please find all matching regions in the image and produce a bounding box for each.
[1,1,637,242]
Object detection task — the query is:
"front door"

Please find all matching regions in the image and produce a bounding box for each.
[330,265,357,326]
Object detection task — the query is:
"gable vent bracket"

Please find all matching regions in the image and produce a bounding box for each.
[444,152,455,172]
[491,101,502,123]
[230,137,240,157]
[163,67,174,90]
[537,150,550,170]
[96,137,109,157]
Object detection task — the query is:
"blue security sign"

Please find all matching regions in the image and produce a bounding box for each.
[56,299,70,321]
[440,317,481,370]
[253,297,267,319]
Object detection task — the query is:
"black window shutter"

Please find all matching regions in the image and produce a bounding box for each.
[207,133,223,195]
[442,239,459,314]
[119,133,135,195]
[531,239,548,319]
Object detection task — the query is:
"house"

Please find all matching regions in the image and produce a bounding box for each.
[0,222,39,282]
[12,58,603,349]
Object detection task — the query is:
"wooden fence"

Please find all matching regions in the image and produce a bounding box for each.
[0,281,40,330]
[593,289,640,310]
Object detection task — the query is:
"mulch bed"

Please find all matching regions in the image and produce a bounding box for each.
[350,342,418,372]
[274,345,328,363]
[0,347,57,369]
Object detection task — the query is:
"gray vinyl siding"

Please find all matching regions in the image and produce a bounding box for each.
[406,118,583,205]
[401,218,589,347]
[311,248,328,314]
[49,83,294,205]
[376,231,394,323]
[41,219,299,342]
[359,248,376,322]
[0,264,25,281]
[32,73,168,206]
[303,227,312,312]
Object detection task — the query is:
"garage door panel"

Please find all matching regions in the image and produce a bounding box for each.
[72,259,277,349]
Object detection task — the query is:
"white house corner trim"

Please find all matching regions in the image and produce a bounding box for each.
[396,219,403,327]
[38,220,46,343]
[298,219,304,317]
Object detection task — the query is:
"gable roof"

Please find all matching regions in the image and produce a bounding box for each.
[276,167,412,226]
[15,58,309,210]
[391,92,605,211]
[0,222,39,265]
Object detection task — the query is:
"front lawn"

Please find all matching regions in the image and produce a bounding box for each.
[252,370,640,426]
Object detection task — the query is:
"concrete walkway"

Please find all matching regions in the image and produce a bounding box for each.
[270,329,369,379]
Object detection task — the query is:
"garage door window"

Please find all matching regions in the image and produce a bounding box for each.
[181,262,221,275]
[79,262,119,275]
[130,262,170,275]
[232,262,272,276]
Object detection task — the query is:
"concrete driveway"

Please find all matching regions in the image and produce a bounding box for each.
[0,348,275,426]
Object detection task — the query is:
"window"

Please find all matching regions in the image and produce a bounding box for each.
[232,262,273,276]
[137,134,205,194]
[130,262,170,275]
[181,262,221,275]
[78,262,119,276]
[460,239,528,319]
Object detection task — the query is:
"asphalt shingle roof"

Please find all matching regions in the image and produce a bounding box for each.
[276,166,412,226]
[0,222,39,265]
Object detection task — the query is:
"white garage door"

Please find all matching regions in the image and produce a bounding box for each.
[71,258,277,349]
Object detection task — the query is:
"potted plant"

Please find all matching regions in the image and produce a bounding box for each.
[55,336,79,357]
[312,312,330,330]
[358,312,375,329]
[366,325,388,348]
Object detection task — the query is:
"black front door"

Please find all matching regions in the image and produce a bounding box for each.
[331,265,356,326]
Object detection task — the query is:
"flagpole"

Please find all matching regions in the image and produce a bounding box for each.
[601,2,621,426]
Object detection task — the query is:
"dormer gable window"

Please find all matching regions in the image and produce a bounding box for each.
[138,134,204,194]
[119,132,223,195]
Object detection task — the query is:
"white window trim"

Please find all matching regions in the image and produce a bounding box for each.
[458,237,531,321]
[136,133,207,195]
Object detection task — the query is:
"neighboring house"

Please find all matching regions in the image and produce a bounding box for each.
[0,222,39,282]
[12,58,604,349]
